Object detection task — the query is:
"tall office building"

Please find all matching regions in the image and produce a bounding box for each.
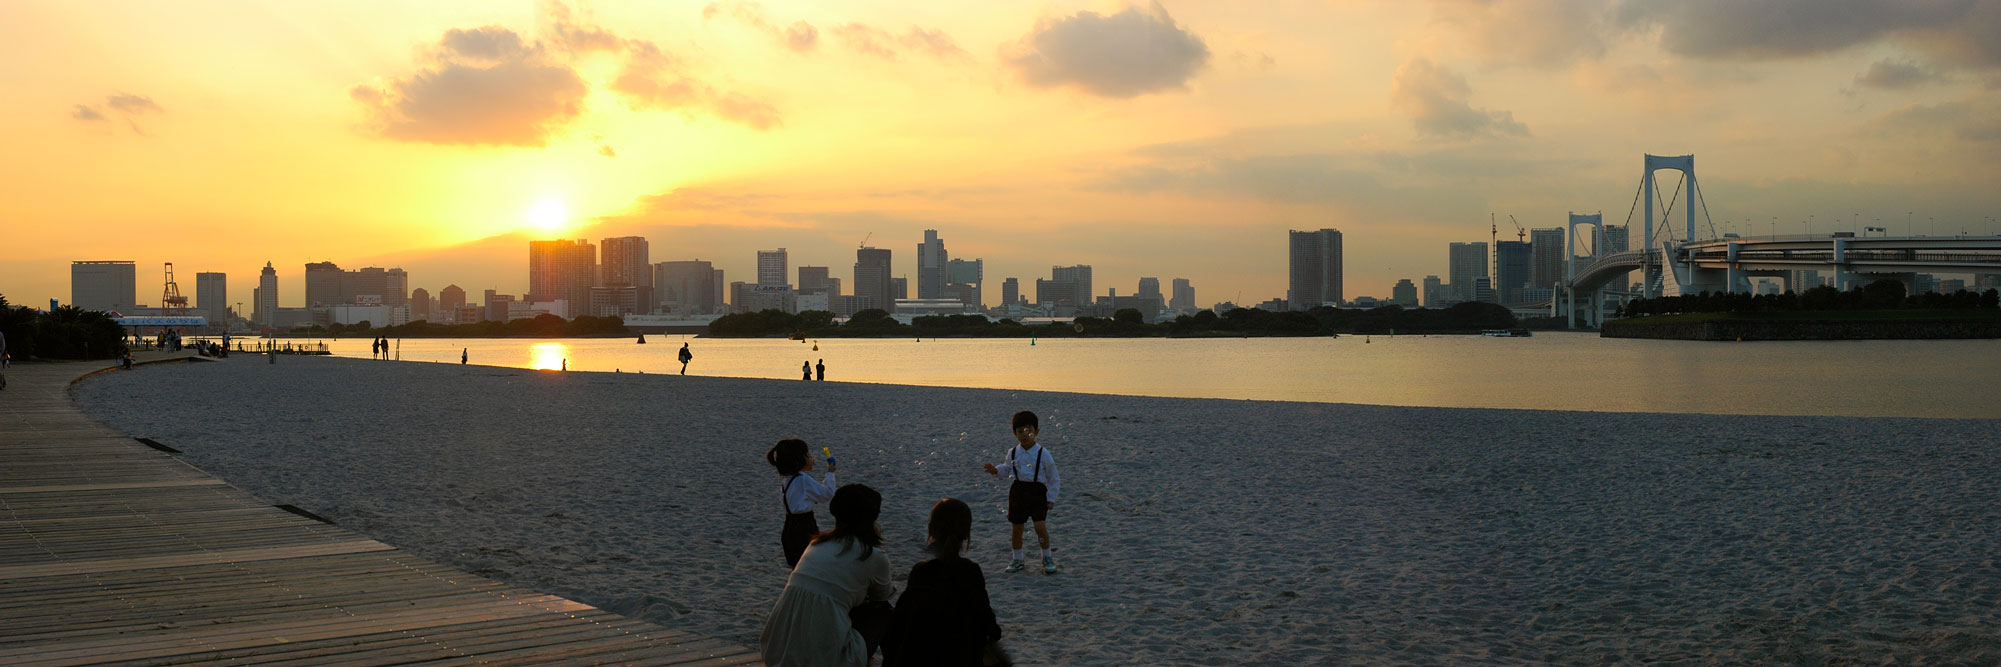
[890,277,907,300]
[1494,241,1533,304]
[70,261,137,312]
[410,287,431,321]
[1001,278,1020,306]
[256,262,277,325]
[654,260,718,315]
[798,266,834,295]
[348,267,390,303]
[1137,277,1161,302]
[1787,270,1822,293]
[1601,225,1630,253]
[1171,278,1195,314]
[1422,275,1443,306]
[528,239,596,312]
[1288,229,1343,309]
[439,285,466,322]
[1135,277,1164,315]
[1448,242,1488,302]
[304,261,342,307]
[385,268,408,308]
[945,258,982,307]
[600,236,650,287]
[195,272,227,326]
[1530,227,1565,289]
[757,248,789,287]
[853,247,893,312]
[917,230,948,299]
[713,269,727,310]
[1050,265,1091,307]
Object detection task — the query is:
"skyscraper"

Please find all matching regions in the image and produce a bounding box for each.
[70,261,138,313]
[304,261,342,307]
[945,258,982,307]
[798,266,834,295]
[1601,225,1630,254]
[1422,275,1443,306]
[1170,278,1194,314]
[528,239,596,312]
[654,260,717,315]
[195,272,227,326]
[601,236,650,287]
[1448,242,1488,302]
[1049,265,1092,307]
[384,268,408,308]
[410,287,431,321]
[1136,277,1163,314]
[1001,278,1020,306]
[1530,227,1565,289]
[1494,241,1533,304]
[853,247,893,312]
[1287,229,1343,309]
[757,248,789,287]
[440,285,466,322]
[917,230,948,299]
[1392,279,1417,306]
[256,262,277,325]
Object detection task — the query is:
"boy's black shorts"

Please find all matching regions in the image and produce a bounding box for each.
[1008,481,1049,524]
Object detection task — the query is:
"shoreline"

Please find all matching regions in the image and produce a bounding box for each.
[70,356,2001,664]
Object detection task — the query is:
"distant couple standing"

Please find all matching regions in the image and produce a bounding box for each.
[802,359,824,381]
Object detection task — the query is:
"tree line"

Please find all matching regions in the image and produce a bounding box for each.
[0,295,127,360]
[1619,280,2000,317]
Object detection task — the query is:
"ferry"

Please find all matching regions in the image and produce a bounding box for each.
[1481,329,1533,337]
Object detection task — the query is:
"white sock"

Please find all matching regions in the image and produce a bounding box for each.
[1012,549,1024,561]
[1041,548,1053,559]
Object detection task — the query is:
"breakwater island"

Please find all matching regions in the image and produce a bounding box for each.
[73,356,2001,664]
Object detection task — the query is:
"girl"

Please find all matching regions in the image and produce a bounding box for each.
[768,438,838,568]
[760,484,895,667]
[882,498,1005,667]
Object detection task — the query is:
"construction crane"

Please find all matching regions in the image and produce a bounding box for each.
[858,231,873,249]
[1508,214,1526,243]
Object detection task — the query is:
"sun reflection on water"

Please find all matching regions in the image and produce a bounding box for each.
[529,342,569,371]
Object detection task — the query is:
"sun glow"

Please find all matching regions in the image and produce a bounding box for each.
[529,342,570,371]
[527,199,571,231]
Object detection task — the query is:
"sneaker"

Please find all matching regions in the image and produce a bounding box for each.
[1005,558,1026,573]
[1042,554,1058,574]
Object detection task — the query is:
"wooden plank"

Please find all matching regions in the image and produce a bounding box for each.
[0,539,396,579]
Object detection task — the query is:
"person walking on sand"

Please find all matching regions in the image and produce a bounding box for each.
[983,410,1061,574]
[678,343,692,375]
[803,361,812,381]
[460,348,467,365]
[760,484,894,667]
[767,439,838,568]
[816,359,825,381]
[882,498,1005,666]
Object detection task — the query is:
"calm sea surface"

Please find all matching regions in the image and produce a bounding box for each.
[284,333,2000,419]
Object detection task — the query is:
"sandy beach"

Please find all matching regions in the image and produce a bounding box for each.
[72,356,2001,664]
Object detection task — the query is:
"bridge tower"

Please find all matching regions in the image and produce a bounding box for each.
[1641,154,1697,299]
[1564,212,1604,329]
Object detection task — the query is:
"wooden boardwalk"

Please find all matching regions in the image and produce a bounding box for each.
[0,357,762,666]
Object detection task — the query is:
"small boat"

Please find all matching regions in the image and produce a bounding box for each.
[789,332,807,341]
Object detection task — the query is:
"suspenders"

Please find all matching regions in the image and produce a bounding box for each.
[781,475,797,513]
[1007,446,1041,484]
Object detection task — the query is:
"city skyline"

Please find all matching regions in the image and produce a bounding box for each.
[7,2,2001,311]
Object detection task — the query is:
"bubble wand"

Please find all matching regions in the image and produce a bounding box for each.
[823,446,836,466]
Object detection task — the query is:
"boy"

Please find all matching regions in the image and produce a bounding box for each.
[983,410,1061,574]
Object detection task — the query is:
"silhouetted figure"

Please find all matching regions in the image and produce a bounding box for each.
[679,343,692,375]
[803,361,812,381]
[461,348,467,365]
[882,498,1004,666]
[816,359,825,381]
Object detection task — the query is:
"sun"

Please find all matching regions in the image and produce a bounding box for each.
[527,199,570,231]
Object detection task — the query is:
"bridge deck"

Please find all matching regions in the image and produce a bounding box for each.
[0,356,762,666]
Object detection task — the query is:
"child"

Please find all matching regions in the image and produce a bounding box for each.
[983,410,1061,574]
[882,498,1005,666]
[767,438,838,568]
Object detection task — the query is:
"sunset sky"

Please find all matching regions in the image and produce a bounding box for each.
[5,1,1999,311]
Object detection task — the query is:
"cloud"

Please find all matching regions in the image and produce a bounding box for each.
[351,26,588,147]
[106,93,162,114]
[1616,0,2001,69]
[598,143,617,157]
[1430,0,1610,68]
[832,23,969,61]
[1870,95,2001,142]
[70,105,106,122]
[1003,2,1210,98]
[1854,59,1949,89]
[702,1,818,52]
[1391,58,1528,139]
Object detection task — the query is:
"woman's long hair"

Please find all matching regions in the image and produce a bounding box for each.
[812,484,883,560]
[925,497,972,560]
[766,439,807,477]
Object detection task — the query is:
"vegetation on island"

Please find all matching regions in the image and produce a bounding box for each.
[0,294,128,360]
[281,314,634,338]
[1616,280,2000,320]
[705,302,1520,338]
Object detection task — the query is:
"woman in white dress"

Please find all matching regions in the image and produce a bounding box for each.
[760,484,894,666]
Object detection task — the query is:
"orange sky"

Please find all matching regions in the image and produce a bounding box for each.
[4,1,1998,311]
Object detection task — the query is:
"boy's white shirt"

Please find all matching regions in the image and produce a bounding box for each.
[781,471,837,513]
[996,444,1061,503]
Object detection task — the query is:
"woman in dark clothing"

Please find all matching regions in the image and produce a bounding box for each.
[882,498,1005,666]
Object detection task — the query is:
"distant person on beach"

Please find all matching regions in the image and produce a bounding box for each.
[1,330,8,368]
[816,359,825,381]
[120,349,133,370]
[678,343,692,375]
[984,410,1061,574]
[460,348,467,365]
[803,361,812,381]
[768,438,838,568]
[882,498,1005,666]
[760,484,894,667]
